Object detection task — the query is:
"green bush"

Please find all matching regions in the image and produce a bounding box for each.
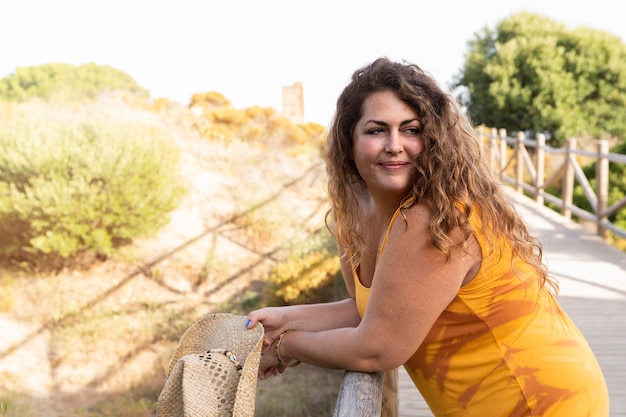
[0,104,185,268]
[0,63,148,103]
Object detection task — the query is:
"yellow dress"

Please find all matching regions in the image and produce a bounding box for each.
[353,202,609,416]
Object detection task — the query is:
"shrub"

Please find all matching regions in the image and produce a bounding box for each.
[190,91,230,107]
[206,107,250,126]
[189,93,325,152]
[0,103,185,268]
[245,105,276,120]
[0,63,148,104]
[264,228,342,305]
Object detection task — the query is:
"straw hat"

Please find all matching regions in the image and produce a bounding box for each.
[157,313,265,417]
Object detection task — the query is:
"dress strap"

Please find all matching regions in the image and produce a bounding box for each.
[379,196,416,254]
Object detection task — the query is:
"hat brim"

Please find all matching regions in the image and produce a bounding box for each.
[159,313,264,417]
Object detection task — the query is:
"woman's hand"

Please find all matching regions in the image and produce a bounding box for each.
[246,300,364,375]
[246,307,289,353]
[257,347,287,380]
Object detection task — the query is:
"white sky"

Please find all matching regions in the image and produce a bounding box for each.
[2,0,625,126]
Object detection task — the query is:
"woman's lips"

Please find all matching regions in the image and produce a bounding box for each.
[380,161,409,169]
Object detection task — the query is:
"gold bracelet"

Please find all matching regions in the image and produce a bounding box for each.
[273,329,301,367]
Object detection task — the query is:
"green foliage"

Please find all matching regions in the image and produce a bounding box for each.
[0,103,185,268]
[455,12,626,145]
[0,63,148,103]
[264,228,342,305]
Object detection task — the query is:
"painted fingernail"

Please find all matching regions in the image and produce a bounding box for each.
[245,319,252,328]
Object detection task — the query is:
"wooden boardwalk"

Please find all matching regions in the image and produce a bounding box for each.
[397,188,626,416]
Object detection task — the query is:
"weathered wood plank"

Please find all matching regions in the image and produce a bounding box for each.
[382,368,399,417]
[333,369,399,417]
[333,371,383,417]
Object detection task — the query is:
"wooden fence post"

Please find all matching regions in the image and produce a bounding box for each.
[489,128,498,174]
[562,138,577,219]
[596,140,609,238]
[498,129,507,180]
[535,133,545,206]
[333,370,398,417]
[476,125,486,152]
[515,131,525,193]
[382,368,398,417]
[477,126,625,241]
[333,371,382,417]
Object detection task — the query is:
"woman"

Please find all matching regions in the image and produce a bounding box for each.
[246,57,609,416]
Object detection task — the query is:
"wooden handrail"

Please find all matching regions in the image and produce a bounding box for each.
[333,369,398,417]
[478,126,626,240]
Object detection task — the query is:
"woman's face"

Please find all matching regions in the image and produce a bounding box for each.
[351,90,424,200]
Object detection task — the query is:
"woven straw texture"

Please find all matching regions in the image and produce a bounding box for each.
[157,313,264,417]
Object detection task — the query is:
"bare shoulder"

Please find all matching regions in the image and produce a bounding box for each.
[397,202,477,248]
[385,201,481,274]
[390,201,431,240]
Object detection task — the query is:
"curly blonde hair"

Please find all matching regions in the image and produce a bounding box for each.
[324,57,555,292]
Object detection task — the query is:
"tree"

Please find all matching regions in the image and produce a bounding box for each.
[454,12,626,145]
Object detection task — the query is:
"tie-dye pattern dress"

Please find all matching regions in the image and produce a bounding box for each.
[353,202,609,416]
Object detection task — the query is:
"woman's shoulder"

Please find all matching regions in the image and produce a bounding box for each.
[390,200,432,238]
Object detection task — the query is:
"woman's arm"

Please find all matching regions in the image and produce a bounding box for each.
[261,203,481,374]
[247,241,360,342]
[247,298,361,341]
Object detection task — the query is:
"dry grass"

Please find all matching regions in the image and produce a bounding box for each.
[0,98,341,416]
[255,364,345,417]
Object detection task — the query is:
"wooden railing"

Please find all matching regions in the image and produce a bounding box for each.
[333,369,398,417]
[478,126,626,240]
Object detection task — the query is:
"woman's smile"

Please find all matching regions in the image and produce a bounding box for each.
[352,90,424,200]
[379,160,411,170]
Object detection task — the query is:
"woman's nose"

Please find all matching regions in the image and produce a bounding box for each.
[385,131,403,153]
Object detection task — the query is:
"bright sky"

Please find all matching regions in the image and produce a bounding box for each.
[2,0,625,126]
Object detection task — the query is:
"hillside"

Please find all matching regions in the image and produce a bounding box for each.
[0,99,344,416]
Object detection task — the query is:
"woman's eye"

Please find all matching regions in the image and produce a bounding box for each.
[367,128,384,134]
[405,127,422,134]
